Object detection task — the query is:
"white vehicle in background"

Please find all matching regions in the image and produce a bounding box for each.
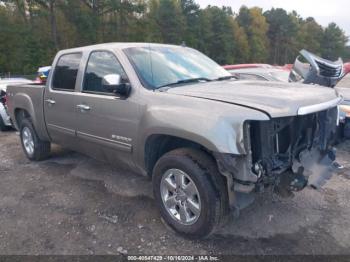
[0,78,32,131]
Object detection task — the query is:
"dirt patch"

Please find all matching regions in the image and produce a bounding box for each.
[0,131,350,255]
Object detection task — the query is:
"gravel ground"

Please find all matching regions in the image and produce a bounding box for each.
[0,131,350,255]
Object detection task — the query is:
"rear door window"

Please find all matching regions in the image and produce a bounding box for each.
[52,53,82,91]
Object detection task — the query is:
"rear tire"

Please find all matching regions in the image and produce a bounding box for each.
[153,148,228,239]
[20,118,51,161]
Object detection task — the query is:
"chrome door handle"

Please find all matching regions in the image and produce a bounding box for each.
[76,104,91,111]
[45,99,56,105]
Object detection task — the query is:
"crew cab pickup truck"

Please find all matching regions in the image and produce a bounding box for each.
[7,43,342,239]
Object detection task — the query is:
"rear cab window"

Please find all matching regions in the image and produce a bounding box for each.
[52,53,82,91]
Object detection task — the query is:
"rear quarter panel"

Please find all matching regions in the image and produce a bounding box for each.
[7,84,50,141]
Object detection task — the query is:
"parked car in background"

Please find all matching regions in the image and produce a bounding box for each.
[337,62,350,137]
[345,63,350,73]
[7,43,341,239]
[0,78,32,131]
[35,66,51,85]
[224,50,350,139]
[223,64,273,70]
[289,50,345,87]
[224,51,350,86]
[223,64,290,82]
[337,87,350,138]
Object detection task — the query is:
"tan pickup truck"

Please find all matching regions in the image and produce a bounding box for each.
[6,43,341,238]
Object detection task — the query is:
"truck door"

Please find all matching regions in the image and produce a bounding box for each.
[74,50,139,169]
[44,53,82,147]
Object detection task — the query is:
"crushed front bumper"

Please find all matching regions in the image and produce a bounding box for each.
[215,107,339,209]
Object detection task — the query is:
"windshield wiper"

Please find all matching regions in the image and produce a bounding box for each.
[157,77,212,89]
[215,75,238,81]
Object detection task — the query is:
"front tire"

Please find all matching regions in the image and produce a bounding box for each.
[153,148,228,239]
[20,118,51,161]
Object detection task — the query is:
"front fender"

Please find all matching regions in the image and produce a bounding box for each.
[136,101,270,168]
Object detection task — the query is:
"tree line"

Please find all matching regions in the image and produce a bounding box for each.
[0,0,349,75]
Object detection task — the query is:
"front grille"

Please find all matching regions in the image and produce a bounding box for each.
[316,60,342,78]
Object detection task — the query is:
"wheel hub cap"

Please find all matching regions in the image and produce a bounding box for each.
[22,127,34,156]
[160,169,201,225]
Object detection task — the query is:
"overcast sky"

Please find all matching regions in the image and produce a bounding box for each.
[197,0,350,37]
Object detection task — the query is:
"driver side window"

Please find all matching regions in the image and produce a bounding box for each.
[83,51,128,94]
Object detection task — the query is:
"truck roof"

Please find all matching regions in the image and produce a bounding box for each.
[57,42,182,55]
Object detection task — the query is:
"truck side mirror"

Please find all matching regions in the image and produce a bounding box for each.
[102,74,131,97]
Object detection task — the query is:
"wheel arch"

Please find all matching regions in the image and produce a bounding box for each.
[13,107,50,141]
[144,134,216,177]
[11,92,37,129]
[14,108,31,128]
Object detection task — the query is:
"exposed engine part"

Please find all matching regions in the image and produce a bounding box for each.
[253,162,264,178]
[249,107,338,196]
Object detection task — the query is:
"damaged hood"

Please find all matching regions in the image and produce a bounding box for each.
[166,80,341,118]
